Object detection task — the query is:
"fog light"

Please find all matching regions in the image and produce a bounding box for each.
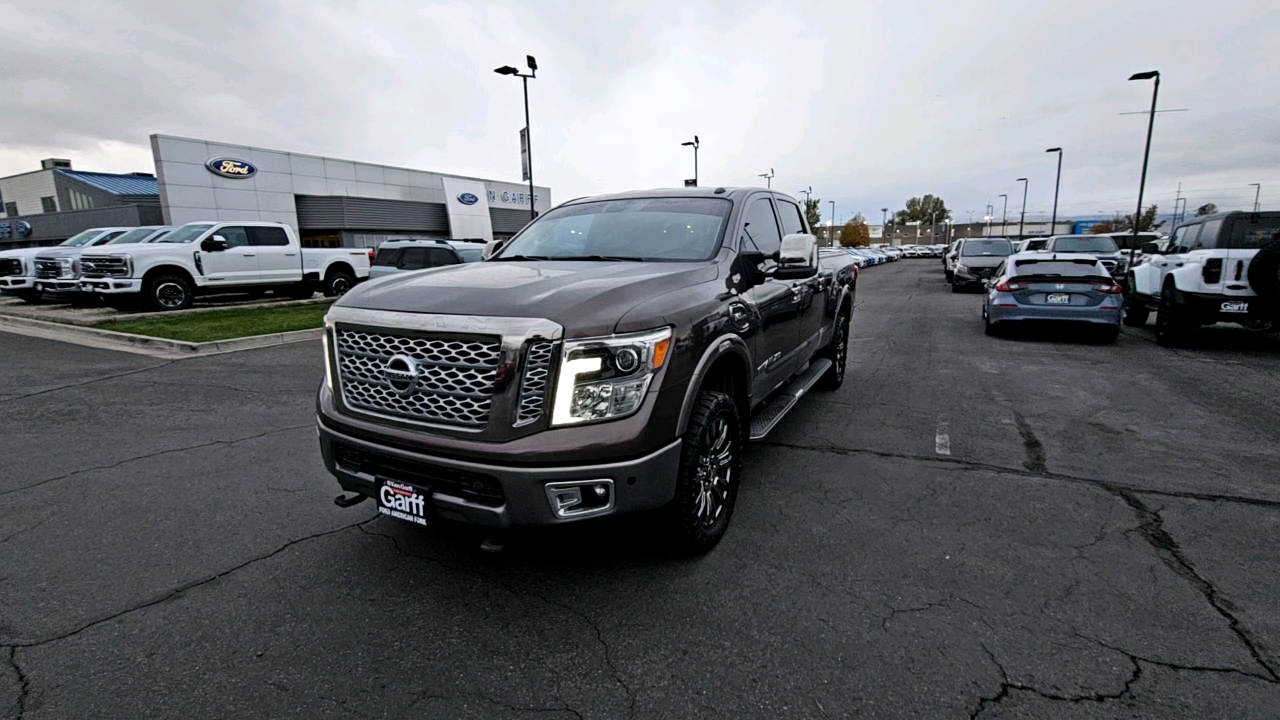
[544,480,615,519]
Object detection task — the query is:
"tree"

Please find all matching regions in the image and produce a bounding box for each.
[804,198,822,230]
[894,195,951,224]
[1195,203,1217,217]
[839,216,871,247]
[1114,205,1164,232]
[1088,221,1119,234]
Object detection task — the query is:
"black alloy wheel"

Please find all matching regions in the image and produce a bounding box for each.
[817,311,849,390]
[1155,284,1193,347]
[144,273,194,311]
[664,390,741,555]
[1122,278,1150,327]
[323,269,356,298]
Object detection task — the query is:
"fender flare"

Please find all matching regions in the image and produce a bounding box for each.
[675,332,752,437]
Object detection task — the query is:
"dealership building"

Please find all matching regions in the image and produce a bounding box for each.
[0,134,551,250]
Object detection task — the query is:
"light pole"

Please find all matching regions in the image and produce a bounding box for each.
[798,187,812,203]
[681,136,700,187]
[759,168,774,189]
[1046,147,1063,236]
[1127,70,1159,267]
[1174,197,1187,226]
[495,55,539,222]
[829,200,836,245]
[1250,183,1262,212]
[1016,178,1028,239]
[998,194,1008,236]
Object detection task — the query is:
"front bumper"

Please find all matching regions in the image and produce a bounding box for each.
[35,279,83,293]
[953,267,996,287]
[318,417,683,529]
[80,278,143,294]
[0,276,35,291]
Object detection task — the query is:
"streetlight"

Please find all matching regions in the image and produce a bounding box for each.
[829,200,836,245]
[758,168,775,189]
[798,187,812,203]
[998,194,1008,237]
[1046,147,1063,236]
[1016,178,1028,239]
[495,55,539,222]
[1174,196,1187,226]
[1127,70,1159,267]
[1250,183,1262,212]
[680,136,700,187]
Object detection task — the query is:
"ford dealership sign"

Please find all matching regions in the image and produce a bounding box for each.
[457,192,479,206]
[205,157,257,179]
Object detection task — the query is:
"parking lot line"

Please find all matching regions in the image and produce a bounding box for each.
[935,419,951,455]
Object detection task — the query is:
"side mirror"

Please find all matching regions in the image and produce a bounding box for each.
[737,250,767,287]
[201,235,229,252]
[774,233,818,279]
[482,238,506,260]
[1140,241,1159,255]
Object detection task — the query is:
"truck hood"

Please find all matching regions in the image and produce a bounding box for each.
[81,243,189,258]
[0,247,46,261]
[35,248,85,260]
[337,260,720,338]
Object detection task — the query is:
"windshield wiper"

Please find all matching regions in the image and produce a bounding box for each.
[554,255,647,262]
[490,254,557,261]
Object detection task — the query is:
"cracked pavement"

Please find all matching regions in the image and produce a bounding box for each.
[2,260,1279,718]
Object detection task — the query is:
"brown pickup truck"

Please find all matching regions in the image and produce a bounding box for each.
[316,187,857,553]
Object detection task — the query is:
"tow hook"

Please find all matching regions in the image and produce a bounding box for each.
[334,493,368,508]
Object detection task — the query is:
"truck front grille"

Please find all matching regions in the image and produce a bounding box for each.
[0,258,21,277]
[335,328,501,429]
[81,257,130,277]
[34,259,64,279]
[515,341,556,426]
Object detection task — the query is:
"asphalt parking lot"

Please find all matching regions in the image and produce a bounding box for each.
[3,259,1279,719]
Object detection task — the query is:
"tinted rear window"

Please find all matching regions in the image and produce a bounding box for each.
[1228,216,1280,249]
[1012,259,1105,277]
[373,249,401,266]
[1051,236,1118,253]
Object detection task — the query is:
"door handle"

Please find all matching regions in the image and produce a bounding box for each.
[242,252,256,257]
[285,252,298,256]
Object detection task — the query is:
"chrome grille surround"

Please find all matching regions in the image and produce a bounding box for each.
[325,306,563,439]
[515,341,557,426]
[81,256,130,277]
[35,259,64,279]
[335,328,500,428]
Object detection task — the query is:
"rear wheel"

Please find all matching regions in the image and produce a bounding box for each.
[143,273,194,311]
[816,309,849,390]
[1155,284,1194,347]
[662,391,741,555]
[322,268,356,297]
[1097,325,1120,344]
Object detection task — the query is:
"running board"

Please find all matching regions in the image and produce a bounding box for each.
[749,358,832,441]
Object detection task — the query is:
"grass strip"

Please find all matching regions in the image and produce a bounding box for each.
[97,303,330,343]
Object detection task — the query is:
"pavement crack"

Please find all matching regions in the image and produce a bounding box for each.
[970,643,1142,718]
[8,518,372,648]
[0,424,313,498]
[1011,411,1048,474]
[0,360,175,406]
[1115,492,1280,683]
[7,646,29,720]
[0,517,50,546]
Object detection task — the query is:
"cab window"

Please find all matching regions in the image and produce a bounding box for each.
[741,197,783,264]
[1191,220,1222,250]
[777,198,806,236]
[216,226,251,248]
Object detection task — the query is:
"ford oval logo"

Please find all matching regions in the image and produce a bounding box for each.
[205,157,257,179]
[457,192,479,206]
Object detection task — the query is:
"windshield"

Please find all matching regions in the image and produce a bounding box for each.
[107,228,160,245]
[160,224,214,244]
[59,229,104,247]
[1052,236,1118,253]
[961,239,1013,257]
[494,197,732,261]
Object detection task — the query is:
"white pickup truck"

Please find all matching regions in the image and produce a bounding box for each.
[78,221,371,311]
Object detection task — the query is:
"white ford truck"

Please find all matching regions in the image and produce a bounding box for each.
[1125,211,1280,346]
[78,221,371,311]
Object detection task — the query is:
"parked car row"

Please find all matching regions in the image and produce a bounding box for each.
[0,221,373,311]
[831,244,943,268]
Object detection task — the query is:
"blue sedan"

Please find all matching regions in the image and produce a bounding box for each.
[982,253,1123,342]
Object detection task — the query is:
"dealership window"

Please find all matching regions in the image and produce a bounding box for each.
[68,189,95,211]
[3,202,16,218]
[40,196,57,213]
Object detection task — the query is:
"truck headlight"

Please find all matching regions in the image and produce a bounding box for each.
[955,263,970,276]
[550,327,672,426]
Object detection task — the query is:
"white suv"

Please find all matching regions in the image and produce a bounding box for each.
[1126,212,1280,346]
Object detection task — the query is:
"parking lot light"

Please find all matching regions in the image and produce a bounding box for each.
[1016,178,1028,239]
[1046,148,1063,236]
[1127,70,1159,269]
[1250,183,1261,212]
[495,56,539,222]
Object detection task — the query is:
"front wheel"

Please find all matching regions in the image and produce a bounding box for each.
[1155,285,1194,347]
[662,391,742,555]
[1122,279,1150,327]
[322,269,356,297]
[143,273,194,311]
[816,311,849,390]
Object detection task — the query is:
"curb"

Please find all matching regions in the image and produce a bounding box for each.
[0,296,332,327]
[0,315,322,359]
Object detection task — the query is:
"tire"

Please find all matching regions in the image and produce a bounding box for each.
[1155,284,1194,347]
[984,316,1002,337]
[1097,326,1120,344]
[1122,278,1150,327]
[143,273,194,311]
[662,391,742,555]
[816,310,849,390]
[1247,237,1280,299]
[14,289,43,304]
[950,280,963,293]
[322,268,356,298]
[944,270,954,282]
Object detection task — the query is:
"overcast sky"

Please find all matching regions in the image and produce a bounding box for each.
[1,0,1276,225]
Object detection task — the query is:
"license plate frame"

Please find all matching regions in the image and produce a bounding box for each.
[1220,301,1250,314]
[376,478,430,526]
[1046,293,1071,305]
